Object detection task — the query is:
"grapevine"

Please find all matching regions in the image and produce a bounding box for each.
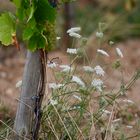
[0,0,57,51]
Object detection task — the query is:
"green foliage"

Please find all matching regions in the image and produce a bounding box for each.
[112,60,121,69]
[28,33,47,51]
[0,0,57,51]
[22,26,35,41]
[34,0,56,23]
[12,0,21,8]
[20,0,56,51]
[0,13,15,46]
[22,18,36,40]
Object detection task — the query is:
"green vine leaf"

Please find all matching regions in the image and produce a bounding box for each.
[23,27,35,41]
[38,34,48,49]
[34,0,56,23]
[0,13,16,46]
[28,34,37,51]
[27,5,35,22]
[16,0,30,21]
[28,33,48,51]
[23,18,36,40]
[7,0,57,51]
[12,0,21,8]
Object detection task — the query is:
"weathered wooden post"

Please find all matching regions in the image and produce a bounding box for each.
[13,50,46,139]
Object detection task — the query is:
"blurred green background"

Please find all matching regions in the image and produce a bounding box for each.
[55,0,140,49]
[75,0,140,40]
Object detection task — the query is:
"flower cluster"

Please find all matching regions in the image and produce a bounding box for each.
[49,83,64,90]
[67,27,82,38]
[56,37,61,40]
[67,27,81,33]
[97,49,109,57]
[59,65,73,72]
[72,76,85,87]
[83,66,94,73]
[94,65,105,76]
[83,65,105,76]
[67,48,77,54]
[96,31,104,38]
[91,79,104,92]
[50,99,58,105]
[97,48,123,58]
[116,47,123,58]
[16,80,22,88]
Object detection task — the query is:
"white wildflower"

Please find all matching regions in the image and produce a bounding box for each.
[122,99,134,104]
[50,99,58,105]
[67,27,82,38]
[116,48,123,58]
[109,41,114,45]
[112,118,122,123]
[94,65,105,76]
[56,37,61,40]
[16,80,22,88]
[126,125,133,129]
[91,79,103,92]
[73,95,82,101]
[97,49,109,57]
[83,66,94,73]
[72,106,81,110]
[67,48,77,54]
[67,27,81,34]
[48,83,57,89]
[72,76,85,87]
[49,83,64,89]
[59,65,73,72]
[103,110,111,115]
[47,62,57,68]
[96,32,104,38]
[69,32,81,38]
